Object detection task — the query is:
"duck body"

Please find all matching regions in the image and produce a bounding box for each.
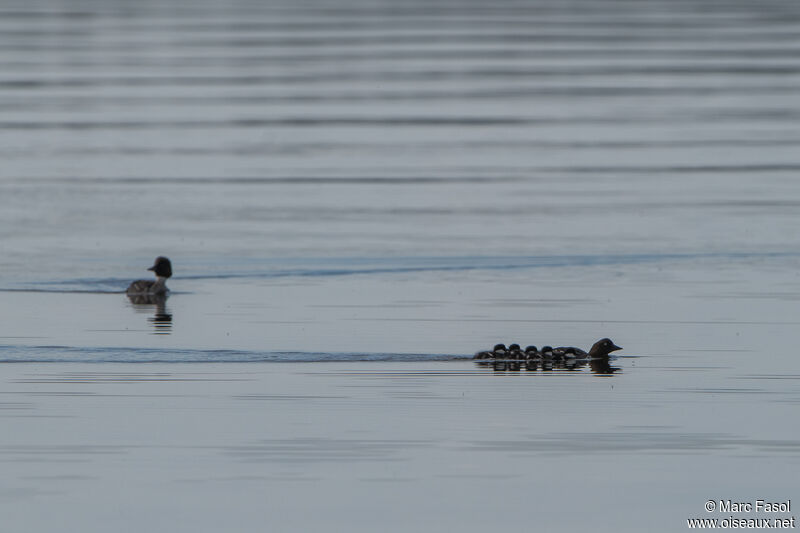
[554,338,621,359]
[553,346,586,359]
[126,256,172,296]
[126,278,168,295]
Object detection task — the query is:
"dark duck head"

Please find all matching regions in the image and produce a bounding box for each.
[147,256,172,279]
[587,338,622,358]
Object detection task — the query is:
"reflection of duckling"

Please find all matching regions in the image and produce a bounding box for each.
[126,256,172,296]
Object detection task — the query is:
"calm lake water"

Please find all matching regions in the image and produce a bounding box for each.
[2,0,800,531]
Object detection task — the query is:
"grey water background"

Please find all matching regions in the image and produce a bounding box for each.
[2,0,800,531]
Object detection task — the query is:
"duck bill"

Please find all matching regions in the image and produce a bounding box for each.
[147,265,156,271]
[609,343,622,353]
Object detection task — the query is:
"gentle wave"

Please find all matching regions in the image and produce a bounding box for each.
[3,252,796,294]
[5,63,800,89]
[0,344,466,363]
[5,86,800,112]
[0,115,736,131]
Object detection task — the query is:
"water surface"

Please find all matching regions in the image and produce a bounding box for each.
[1,0,799,531]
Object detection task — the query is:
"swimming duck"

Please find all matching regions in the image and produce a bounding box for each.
[126,256,172,296]
[508,343,523,359]
[524,345,539,360]
[553,338,621,359]
[473,339,622,360]
[474,343,507,360]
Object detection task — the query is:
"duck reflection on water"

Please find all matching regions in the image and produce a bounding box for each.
[475,357,620,375]
[127,292,172,335]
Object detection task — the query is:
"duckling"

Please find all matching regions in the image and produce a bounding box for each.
[524,345,539,360]
[475,343,507,360]
[508,343,522,360]
[127,256,172,296]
